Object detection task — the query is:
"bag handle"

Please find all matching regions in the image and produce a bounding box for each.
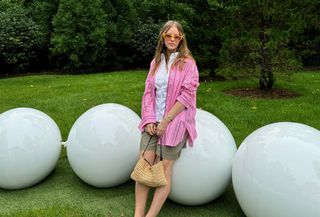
[142,134,163,161]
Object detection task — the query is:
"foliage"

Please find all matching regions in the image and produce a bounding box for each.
[131,20,161,67]
[25,0,60,69]
[217,0,305,88]
[0,0,44,73]
[51,0,108,70]
[289,0,320,67]
[131,0,189,67]
[0,0,318,77]
[100,0,137,70]
[179,0,223,76]
[132,0,186,24]
[50,0,137,71]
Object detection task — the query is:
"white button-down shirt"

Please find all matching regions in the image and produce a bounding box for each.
[155,52,178,122]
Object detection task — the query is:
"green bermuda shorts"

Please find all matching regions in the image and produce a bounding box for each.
[140,131,187,160]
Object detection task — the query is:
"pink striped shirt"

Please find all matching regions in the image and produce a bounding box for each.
[138,58,200,147]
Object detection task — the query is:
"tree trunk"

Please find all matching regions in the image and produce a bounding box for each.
[259,43,274,89]
[259,16,274,89]
[209,64,216,77]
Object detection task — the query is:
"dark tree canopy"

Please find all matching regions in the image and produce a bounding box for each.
[0,0,318,89]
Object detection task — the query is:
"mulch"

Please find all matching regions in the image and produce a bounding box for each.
[199,75,300,99]
[224,87,300,99]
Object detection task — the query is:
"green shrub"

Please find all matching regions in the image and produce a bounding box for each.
[132,20,160,66]
[0,1,43,73]
[51,0,107,70]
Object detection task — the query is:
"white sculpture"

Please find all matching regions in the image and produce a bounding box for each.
[0,108,61,189]
[66,103,141,188]
[232,122,320,217]
[169,109,237,205]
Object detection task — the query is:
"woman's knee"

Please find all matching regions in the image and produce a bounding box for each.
[162,159,175,178]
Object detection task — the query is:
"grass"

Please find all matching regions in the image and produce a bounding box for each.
[0,70,319,216]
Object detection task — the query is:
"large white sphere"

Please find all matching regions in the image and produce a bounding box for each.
[0,108,62,190]
[232,122,320,217]
[169,109,237,205]
[66,103,141,188]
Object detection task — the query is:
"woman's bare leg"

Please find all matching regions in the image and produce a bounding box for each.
[145,159,175,217]
[134,151,156,217]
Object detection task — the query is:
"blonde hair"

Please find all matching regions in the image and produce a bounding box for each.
[151,20,193,75]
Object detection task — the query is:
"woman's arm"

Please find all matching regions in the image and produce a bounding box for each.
[156,101,185,136]
[138,61,157,132]
[176,60,199,109]
[156,60,199,137]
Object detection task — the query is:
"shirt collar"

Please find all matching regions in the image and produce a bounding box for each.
[161,52,179,61]
[170,52,179,60]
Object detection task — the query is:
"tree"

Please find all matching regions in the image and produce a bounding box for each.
[51,0,139,71]
[218,0,305,89]
[100,0,137,70]
[51,0,108,70]
[132,0,223,75]
[289,0,320,67]
[132,19,161,67]
[180,0,223,76]
[131,0,190,68]
[25,0,60,70]
[0,0,43,73]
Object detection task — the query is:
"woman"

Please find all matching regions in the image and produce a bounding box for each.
[134,20,199,217]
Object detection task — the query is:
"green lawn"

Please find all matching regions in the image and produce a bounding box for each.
[0,70,319,216]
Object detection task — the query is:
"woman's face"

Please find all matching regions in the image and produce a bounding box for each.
[163,26,182,53]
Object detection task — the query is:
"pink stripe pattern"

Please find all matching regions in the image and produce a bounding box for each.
[138,58,200,147]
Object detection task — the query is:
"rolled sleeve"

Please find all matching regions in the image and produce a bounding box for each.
[138,115,156,131]
[177,61,200,109]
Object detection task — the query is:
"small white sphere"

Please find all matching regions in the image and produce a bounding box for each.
[66,103,141,188]
[0,108,62,190]
[169,109,237,205]
[232,122,320,217]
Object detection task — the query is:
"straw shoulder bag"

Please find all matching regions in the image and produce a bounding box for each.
[130,135,167,187]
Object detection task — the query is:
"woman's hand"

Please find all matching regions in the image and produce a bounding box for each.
[156,119,170,137]
[145,123,157,135]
